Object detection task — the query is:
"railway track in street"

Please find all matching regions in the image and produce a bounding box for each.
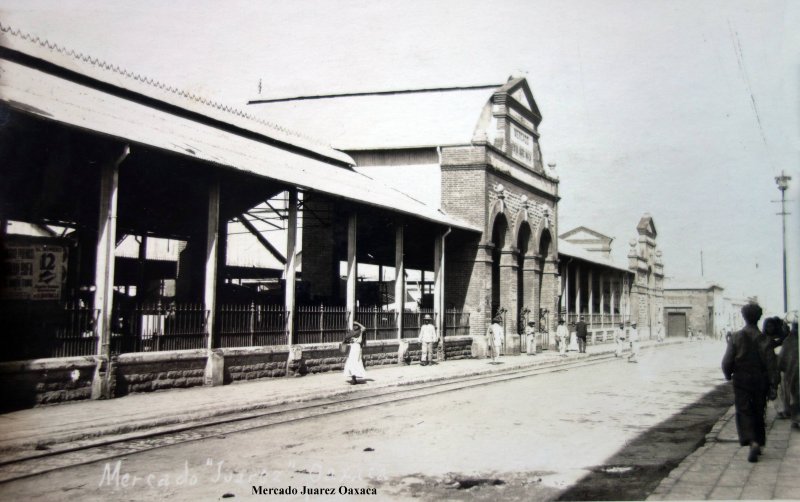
[0,352,619,484]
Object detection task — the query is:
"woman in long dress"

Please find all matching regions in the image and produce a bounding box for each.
[343,322,367,384]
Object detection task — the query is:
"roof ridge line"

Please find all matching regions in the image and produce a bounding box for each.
[0,21,331,150]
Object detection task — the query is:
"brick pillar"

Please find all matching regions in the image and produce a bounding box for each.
[541,258,559,348]
[499,247,519,344]
[522,254,539,316]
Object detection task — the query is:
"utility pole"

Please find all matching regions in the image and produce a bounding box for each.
[774,171,792,313]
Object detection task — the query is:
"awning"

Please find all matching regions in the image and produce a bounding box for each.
[0,53,480,233]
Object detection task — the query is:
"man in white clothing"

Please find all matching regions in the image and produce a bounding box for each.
[487,317,504,361]
[627,321,640,363]
[418,314,438,366]
[655,320,665,343]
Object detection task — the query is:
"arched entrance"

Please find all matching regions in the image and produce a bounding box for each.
[490,214,509,320]
[517,221,534,334]
[536,228,553,332]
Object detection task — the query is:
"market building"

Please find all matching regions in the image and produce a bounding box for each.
[0,24,477,408]
[1,22,667,409]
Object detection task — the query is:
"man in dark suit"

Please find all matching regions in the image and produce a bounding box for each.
[575,315,588,353]
[722,302,779,462]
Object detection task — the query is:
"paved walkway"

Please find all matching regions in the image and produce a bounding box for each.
[648,399,800,500]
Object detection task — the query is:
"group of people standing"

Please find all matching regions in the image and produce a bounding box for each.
[722,303,799,463]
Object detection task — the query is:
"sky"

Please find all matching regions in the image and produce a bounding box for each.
[1,0,798,314]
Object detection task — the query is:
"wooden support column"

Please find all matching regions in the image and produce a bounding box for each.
[575,263,581,318]
[588,269,594,324]
[394,225,404,339]
[599,273,605,324]
[204,177,223,387]
[285,189,298,345]
[434,228,449,360]
[564,262,570,320]
[346,213,357,329]
[610,277,617,324]
[136,235,147,300]
[91,144,128,400]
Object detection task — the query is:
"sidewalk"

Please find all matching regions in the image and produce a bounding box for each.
[648,401,800,500]
[0,339,676,463]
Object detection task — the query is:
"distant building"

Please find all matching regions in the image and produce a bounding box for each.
[557,214,664,341]
[663,279,725,338]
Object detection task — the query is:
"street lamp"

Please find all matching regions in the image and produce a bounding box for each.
[775,171,792,313]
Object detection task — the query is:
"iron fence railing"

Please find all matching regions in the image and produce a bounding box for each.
[445,309,470,337]
[1,302,99,361]
[355,307,398,341]
[110,303,208,353]
[295,305,349,344]
[218,304,287,347]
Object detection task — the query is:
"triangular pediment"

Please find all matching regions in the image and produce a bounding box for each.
[559,226,612,241]
[511,88,532,111]
[498,77,542,124]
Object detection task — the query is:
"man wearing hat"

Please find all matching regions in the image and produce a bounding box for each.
[525,320,537,355]
[627,321,640,363]
[418,314,438,366]
[575,315,588,353]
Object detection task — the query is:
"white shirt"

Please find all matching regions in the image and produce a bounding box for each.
[419,324,438,343]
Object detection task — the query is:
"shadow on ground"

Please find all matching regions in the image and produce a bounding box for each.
[557,383,734,501]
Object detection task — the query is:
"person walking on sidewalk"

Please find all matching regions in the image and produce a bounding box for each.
[556,318,569,357]
[343,321,367,384]
[722,302,780,462]
[567,322,579,352]
[614,322,625,357]
[418,314,438,366]
[575,315,588,353]
[487,317,504,361]
[525,320,537,355]
[627,322,640,363]
[655,320,665,343]
[777,315,798,426]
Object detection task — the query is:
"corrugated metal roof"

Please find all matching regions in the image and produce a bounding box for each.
[248,87,498,150]
[0,21,353,166]
[557,239,631,272]
[0,54,480,233]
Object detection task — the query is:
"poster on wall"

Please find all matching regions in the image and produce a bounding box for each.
[1,243,68,301]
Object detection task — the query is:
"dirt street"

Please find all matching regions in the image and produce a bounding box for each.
[0,341,732,501]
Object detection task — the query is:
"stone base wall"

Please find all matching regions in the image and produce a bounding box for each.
[0,357,96,410]
[115,351,207,395]
[444,336,473,360]
[222,348,289,382]
[0,337,479,408]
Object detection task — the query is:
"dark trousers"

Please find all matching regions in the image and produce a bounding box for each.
[577,337,586,353]
[732,373,768,446]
